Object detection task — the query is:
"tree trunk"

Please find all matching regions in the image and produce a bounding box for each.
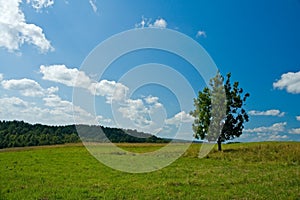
[217,137,222,151]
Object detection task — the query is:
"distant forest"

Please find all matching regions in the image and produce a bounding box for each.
[0,120,168,149]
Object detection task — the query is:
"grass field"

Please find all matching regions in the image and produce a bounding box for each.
[0,142,299,199]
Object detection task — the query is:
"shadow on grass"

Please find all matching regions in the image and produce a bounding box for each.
[222,148,239,153]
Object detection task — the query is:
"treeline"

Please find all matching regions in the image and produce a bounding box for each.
[0,120,168,149]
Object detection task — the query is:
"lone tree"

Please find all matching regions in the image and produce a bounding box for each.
[190,71,250,151]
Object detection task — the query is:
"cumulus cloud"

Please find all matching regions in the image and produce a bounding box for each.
[0,75,112,126]
[0,97,28,108]
[43,94,72,108]
[39,65,170,133]
[0,65,192,137]
[273,71,300,94]
[118,97,162,126]
[135,17,167,29]
[40,65,91,88]
[96,115,113,125]
[1,78,58,97]
[40,65,159,130]
[144,96,159,104]
[43,94,104,125]
[0,94,112,126]
[144,96,162,108]
[196,30,207,38]
[118,99,151,126]
[268,134,288,140]
[115,95,166,134]
[165,111,194,127]
[0,97,34,123]
[244,122,287,133]
[89,80,128,102]
[151,18,167,28]
[288,128,300,135]
[296,116,300,121]
[0,74,3,82]
[0,0,54,52]
[89,0,97,13]
[157,111,195,140]
[248,109,285,117]
[0,71,115,125]
[238,130,289,142]
[40,64,128,102]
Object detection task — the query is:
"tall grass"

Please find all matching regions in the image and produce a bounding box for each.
[0,142,299,199]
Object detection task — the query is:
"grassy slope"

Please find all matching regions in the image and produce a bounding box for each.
[0,142,299,200]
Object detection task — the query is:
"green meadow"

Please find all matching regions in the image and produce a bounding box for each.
[0,142,299,199]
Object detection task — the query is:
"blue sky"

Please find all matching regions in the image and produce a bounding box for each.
[0,0,299,142]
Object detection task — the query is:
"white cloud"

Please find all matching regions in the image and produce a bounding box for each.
[273,71,300,94]
[136,17,167,29]
[165,111,194,127]
[296,116,300,121]
[43,94,71,108]
[0,68,191,139]
[150,18,167,29]
[89,80,128,102]
[0,94,106,126]
[0,97,38,123]
[39,65,168,133]
[26,0,54,11]
[118,98,151,126]
[1,78,57,97]
[40,65,91,88]
[158,111,195,140]
[40,64,129,103]
[0,0,54,52]
[96,115,113,126]
[248,109,285,117]
[89,0,97,13]
[115,96,166,134]
[288,128,300,134]
[244,122,287,133]
[144,95,162,108]
[0,75,85,125]
[135,18,146,28]
[135,17,152,28]
[196,30,207,38]
[43,94,100,125]
[0,97,28,108]
[237,131,289,142]
[0,97,32,121]
[269,134,288,140]
[144,96,159,104]
[0,74,3,82]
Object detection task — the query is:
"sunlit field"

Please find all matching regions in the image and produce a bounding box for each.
[0,142,299,199]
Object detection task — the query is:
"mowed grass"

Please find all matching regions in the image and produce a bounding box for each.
[0,142,299,199]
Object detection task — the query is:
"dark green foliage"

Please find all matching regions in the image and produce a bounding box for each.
[223,73,250,140]
[0,121,79,149]
[76,125,167,143]
[0,120,168,149]
[191,72,250,151]
[191,87,211,140]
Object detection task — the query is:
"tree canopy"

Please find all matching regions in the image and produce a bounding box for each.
[191,71,250,151]
[0,120,168,149]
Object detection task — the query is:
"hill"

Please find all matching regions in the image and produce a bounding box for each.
[0,120,168,149]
